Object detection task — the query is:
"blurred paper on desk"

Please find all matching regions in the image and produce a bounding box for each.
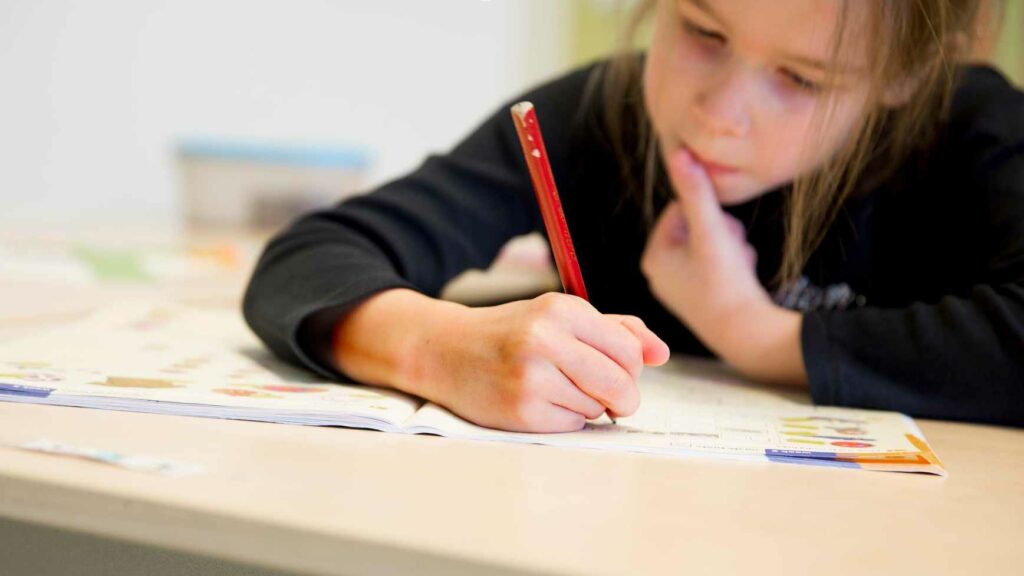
[0,239,246,288]
[0,303,945,475]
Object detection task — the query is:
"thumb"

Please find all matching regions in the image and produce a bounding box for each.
[610,315,671,367]
[666,148,727,244]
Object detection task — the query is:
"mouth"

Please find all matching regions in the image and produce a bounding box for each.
[676,141,740,177]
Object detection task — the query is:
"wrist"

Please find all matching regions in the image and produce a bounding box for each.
[395,296,473,404]
[703,300,807,386]
[331,288,467,401]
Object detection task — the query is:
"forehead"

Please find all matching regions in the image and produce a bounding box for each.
[682,0,870,68]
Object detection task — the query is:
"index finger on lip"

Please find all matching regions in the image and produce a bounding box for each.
[667,148,724,242]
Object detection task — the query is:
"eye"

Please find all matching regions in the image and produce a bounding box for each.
[682,19,726,45]
[780,69,821,93]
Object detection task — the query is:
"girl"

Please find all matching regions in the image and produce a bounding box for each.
[243,0,1024,432]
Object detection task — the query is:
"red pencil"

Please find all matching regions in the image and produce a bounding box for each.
[509,101,589,301]
[511,102,618,425]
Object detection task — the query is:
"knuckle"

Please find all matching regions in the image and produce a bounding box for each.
[611,326,644,375]
[535,291,591,320]
[623,334,643,363]
[521,323,546,352]
[533,292,565,316]
[582,404,606,420]
[505,322,548,361]
[566,413,587,431]
[627,315,649,330]
[620,351,643,381]
[606,371,638,411]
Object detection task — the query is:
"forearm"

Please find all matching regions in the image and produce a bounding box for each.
[801,288,1024,425]
[699,302,808,387]
[330,288,467,403]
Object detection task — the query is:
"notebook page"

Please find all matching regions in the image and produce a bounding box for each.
[0,303,422,429]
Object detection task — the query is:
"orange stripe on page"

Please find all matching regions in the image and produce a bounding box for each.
[906,433,946,471]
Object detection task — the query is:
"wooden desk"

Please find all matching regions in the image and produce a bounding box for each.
[2,402,1023,576]
[1,230,1022,575]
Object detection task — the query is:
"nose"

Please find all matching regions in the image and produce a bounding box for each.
[693,64,751,138]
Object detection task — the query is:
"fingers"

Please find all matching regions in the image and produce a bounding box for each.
[722,214,757,268]
[503,397,588,433]
[608,314,671,366]
[535,361,609,420]
[534,403,587,433]
[554,297,645,381]
[724,214,745,240]
[666,148,726,244]
[548,334,641,417]
[647,200,689,251]
[519,294,665,422]
[721,214,757,268]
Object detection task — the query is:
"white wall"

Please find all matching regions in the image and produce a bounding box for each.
[0,0,572,228]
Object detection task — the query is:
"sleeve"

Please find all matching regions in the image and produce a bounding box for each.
[242,64,599,379]
[802,145,1024,427]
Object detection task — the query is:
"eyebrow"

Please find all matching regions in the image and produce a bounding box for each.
[686,0,723,25]
[683,0,848,75]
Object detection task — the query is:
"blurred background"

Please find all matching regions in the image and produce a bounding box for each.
[0,0,1020,236]
[1,0,572,231]
[1,0,1019,234]
[0,0,1020,314]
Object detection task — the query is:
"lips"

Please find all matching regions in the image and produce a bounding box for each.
[675,140,739,177]
[688,148,739,176]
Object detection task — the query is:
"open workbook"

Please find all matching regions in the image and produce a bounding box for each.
[0,303,945,475]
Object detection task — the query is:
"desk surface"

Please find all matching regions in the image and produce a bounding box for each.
[2,402,1023,576]
[1,230,1023,576]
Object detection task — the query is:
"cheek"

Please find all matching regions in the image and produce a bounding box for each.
[753,112,817,184]
[758,96,868,184]
[642,61,663,132]
[644,58,679,141]
[643,19,706,139]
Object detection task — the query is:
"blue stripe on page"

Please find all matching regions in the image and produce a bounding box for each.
[765,454,860,469]
[0,383,54,398]
[802,435,877,442]
[765,448,839,460]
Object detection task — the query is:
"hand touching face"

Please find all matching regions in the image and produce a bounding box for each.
[643,0,873,206]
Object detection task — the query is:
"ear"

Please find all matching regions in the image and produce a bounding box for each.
[878,73,923,109]
[881,30,969,109]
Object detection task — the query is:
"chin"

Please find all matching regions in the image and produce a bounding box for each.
[710,181,763,206]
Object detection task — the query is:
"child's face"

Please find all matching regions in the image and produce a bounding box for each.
[644,0,873,205]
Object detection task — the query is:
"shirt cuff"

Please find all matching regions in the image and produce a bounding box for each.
[801,310,843,406]
[289,279,418,382]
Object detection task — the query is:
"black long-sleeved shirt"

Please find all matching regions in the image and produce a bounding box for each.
[243,56,1024,427]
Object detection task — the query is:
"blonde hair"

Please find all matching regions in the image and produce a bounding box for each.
[587,0,983,287]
